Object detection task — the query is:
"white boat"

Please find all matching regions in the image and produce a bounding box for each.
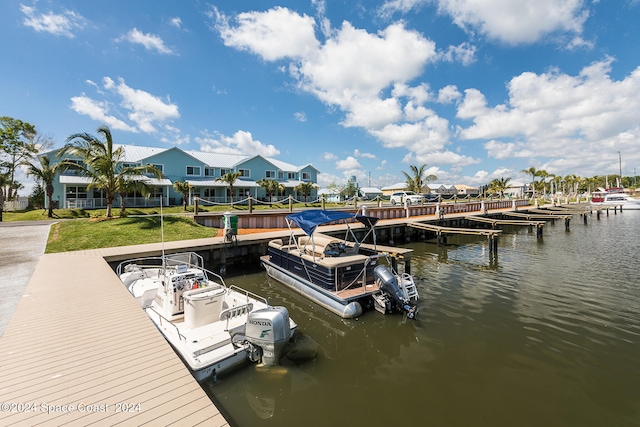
[260,210,419,319]
[117,252,297,382]
[590,188,640,210]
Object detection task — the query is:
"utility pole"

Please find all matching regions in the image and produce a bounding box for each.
[618,151,622,187]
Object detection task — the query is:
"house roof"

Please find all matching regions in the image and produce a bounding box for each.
[381,182,407,191]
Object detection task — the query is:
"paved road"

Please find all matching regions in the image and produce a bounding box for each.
[0,221,55,337]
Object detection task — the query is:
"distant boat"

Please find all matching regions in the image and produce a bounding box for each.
[260,210,419,319]
[118,252,298,381]
[590,188,640,210]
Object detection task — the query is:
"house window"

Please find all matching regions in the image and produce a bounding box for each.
[278,171,284,179]
[203,188,216,197]
[220,168,230,176]
[205,167,215,177]
[66,186,87,199]
[239,169,250,177]
[266,170,276,178]
[287,172,296,179]
[186,166,201,176]
[302,172,310,180]
[149,164,163,173]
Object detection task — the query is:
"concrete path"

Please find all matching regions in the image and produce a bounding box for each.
[0,221,55,337]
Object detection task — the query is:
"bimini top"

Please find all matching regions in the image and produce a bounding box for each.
[286,209,379,236]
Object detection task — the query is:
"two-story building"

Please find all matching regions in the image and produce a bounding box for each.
[43,144,319,209]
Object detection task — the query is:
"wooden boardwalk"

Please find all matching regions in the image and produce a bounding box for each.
[0,250,229,426]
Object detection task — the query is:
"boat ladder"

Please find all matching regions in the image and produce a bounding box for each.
[401,273,419,301]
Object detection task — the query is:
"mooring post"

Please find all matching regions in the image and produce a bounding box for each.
[404,258,411,275]
[289,195,293,212]
[583,213,587,224]
[536,224,543,238]
[194,197,199,215]
[391,256,398,273]
[597,209,601,220]
[248,196,253,213]
[565,217,570,231]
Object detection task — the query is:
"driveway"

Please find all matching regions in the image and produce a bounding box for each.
[0,221,55,337]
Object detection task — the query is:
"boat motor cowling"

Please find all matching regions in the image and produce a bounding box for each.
[245,307,291,365]
[373,265,417,319]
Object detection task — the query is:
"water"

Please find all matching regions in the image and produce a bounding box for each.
[203,210,640,427]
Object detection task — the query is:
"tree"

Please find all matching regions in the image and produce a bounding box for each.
[341,181,359,199]
[23,155,58,218]
[215,171,242,206]
[173,181,192,211]
[58,126,162,217]
[402,164,436,193]
[0,170,9,221]
[489,177,512,199]
[29,183,45,209]
[0,117,38,201]
[520,166,540,198]
[295,182,316,201]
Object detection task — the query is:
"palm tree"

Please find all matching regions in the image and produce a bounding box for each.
[215,171,242,206]
[521,167,539,198]
[118,178,156,216]
[489,177,512,199]
[57,126,162,217]
[295,182,316,202]
[173,181,192,211]
[402,164,437,193]
[23,155,58,217]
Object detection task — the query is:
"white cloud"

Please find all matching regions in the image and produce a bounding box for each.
[294,111,307,122]
[70,77,180,134]
[211,7,473,171]
[119,28,175,55]
[379,0,590,46]
[354,149,376,159]
[170,17,182,29]
[323,152,337,161]
[20,4,86,38]
[437,85,462,104]
[437,42,477,65]
[212,6,319,60]
[458,58,640,176]
[436,0,589,45]
[196,130,280,157]
[70,95,136,132]
[336,156,361,170]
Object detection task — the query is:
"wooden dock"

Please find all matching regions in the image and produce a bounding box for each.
[407,221,502,252]
[0,249,230,426]
[464,215,545,237]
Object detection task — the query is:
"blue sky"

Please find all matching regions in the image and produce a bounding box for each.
[3,0,640,194]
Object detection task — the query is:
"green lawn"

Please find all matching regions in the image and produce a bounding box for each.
[45,215,218,253]
[3,202,332,253]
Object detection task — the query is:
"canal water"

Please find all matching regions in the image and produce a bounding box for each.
[203,209,640,427]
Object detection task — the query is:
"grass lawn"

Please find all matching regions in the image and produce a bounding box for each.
[45,215,218,253]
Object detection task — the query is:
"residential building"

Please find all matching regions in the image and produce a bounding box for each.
[42,144,319,209]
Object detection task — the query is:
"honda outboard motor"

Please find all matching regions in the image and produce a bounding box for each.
[373,265,417,319]
[245,306,291,365]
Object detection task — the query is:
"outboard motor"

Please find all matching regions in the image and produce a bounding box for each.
[373,265,417,319]
[245,307,291,365]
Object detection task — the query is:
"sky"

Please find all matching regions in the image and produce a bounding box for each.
[2,0,640,195]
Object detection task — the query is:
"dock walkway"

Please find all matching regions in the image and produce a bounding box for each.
[0,244,229,426]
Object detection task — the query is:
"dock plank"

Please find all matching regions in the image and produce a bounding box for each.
[0,253,227,427]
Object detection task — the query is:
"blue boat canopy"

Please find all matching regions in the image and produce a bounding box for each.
[286,210,379,236]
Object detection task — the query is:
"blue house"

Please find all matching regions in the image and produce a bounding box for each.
[43,144,319,209]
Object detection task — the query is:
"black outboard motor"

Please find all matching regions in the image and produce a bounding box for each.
[373,265,417,319]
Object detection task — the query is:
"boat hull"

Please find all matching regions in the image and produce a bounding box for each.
[262,256,364,318]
